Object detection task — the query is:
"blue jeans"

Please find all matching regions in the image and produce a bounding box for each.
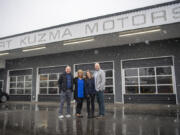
[59,90,72,115]
[96,91,105,116]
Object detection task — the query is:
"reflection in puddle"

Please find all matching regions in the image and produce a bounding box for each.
[0,103,180,135]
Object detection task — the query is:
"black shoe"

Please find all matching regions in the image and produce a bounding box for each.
[76,113,83,118]
[96,115,104,119]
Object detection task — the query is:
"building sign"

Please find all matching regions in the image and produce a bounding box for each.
[0,3,180,51]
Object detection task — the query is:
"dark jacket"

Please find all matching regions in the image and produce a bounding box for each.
[73,77,86,100]
[85,78,96,95]
[58,72,73,92]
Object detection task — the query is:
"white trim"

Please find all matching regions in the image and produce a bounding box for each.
[123,65,174,70]
[37,64,67,69]
[123,93,176,95]
[137,68,140,94]
[35,67,39,101]
[38,94,60,96]
[8,67,33,72]
[172,56,178,104]
[112,61,116,98]
[6,70,9,94]
[73,60,114,66]
[121,55,174,62]
[0,80,4,92]
[121,60,124,104]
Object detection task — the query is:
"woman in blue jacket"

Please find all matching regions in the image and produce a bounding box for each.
[85,70,96,118]
[74,69,85,117]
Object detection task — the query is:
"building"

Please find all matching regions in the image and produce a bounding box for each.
[0,1,180,104]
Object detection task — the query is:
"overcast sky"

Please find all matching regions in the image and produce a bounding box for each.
[0,0,175,38]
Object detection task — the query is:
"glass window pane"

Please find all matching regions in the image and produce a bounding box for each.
[139,68,155,76]
[104,87,113,93]
[48,88,58,94]
[10,83,16,88]
[25,75,32,81]
[40,88,47,94]
[40,75,48,81]
[40,82,48,87]
[125,69,138,77]
[140,86,156,93]
[125,86,139,93]
[105,70,113,77]
[25,82,32,88]
[125,77,138,85]
[140,77,155,85]
[156,67,172,75]
[17,76,24,82]
[10,89,16,94]
[17,82,24,88]
[106,79,113,85]
[10,76,16,82]
[17,89,24,94]
[158,86,173,93]
[25,89,31,94]
[49,74,58,80]
[157,76,172,84]
[49,81,58,87]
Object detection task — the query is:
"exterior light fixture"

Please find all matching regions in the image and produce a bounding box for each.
[63,37,94,45]
[119,29,161,37]
[22,47,46,52]
[0,53,9,56]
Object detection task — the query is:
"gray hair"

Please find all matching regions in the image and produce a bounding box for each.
[65,65,71,70]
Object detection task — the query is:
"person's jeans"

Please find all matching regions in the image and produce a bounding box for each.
[96,91,105,116]
[59,90,72,115]
[87,94,95,116]
[76,98,84,114]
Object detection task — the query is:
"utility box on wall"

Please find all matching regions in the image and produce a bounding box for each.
[0,60,5,69]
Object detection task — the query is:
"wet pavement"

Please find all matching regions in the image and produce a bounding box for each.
[0,102,180,135]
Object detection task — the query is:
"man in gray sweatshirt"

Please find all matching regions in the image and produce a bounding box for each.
[93,63,105,118]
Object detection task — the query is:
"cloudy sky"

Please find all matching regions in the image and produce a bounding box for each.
[0,0,175,38]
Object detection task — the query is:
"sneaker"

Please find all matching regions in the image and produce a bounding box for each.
[58,115,64,119]
[65,114,71,118]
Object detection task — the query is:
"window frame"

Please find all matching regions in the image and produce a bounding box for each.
[39,73,62,95]
[123,66,175,94]
[9,74,32,95]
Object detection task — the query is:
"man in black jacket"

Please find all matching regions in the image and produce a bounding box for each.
[58,65,73,119]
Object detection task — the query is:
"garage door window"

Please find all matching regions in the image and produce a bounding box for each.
[124,66,174,94]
